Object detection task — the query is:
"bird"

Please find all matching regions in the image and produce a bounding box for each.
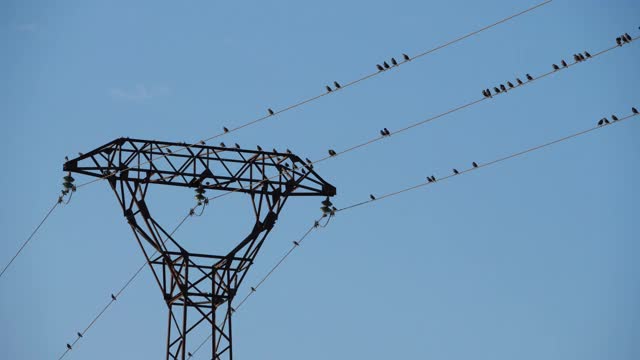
[621,35,629,44]
[604,118,610,124]
[633,107,638,114]
[376,64,384,71]
[251,287,256,292]
[383,61,390,69]
[616,37,622,45]
[453,169,459,175]
[552,64,560,70]
[379,129,386,136]
[67,344,72,350]
[493,87,501,94]
[578,53,586,61]
[597,119,603,126]
[111,294,117,301]
[383,128,390,135]
[235,143,241,148]
[561,60,568,67]
[64,156,69,161]
[369,194,376,200]
[286,148,292,154]
[326,85,332,93]
[574,54,581,62]
[334,81,341,89]
[257,145,263,151]
[391,57,398,66]
[328,149,337,156]
[403,53,410,61]
[268,108,274,115]
[625,33,632,42]
[472,162,478,168]
[500,84,507,92]
[507,81,514,89]
[272,148,278,153]
[306,157,312,164]
[526,73,534,81]
[223,126,229,133]
[427,177,432,183]
[584,51,591,58]
[482,89,490,98]
[293,241,300,246]
[516,78,523,85]
[188,352,193,357]
[430,176,437,182]
[220,142,226,148]
[77,332,83,338]
[611,115,619,121]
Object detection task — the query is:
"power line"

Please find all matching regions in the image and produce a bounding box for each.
[0,198,60,279]
[188,107,638,359]
[73,0,552,190]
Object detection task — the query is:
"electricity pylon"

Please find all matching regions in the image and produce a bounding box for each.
[64,138,336,360]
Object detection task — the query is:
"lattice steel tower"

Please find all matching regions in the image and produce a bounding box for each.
[64,138,336,360]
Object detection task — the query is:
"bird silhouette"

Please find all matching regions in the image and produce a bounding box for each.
[573,54,581,62]
[235,143,241,148]
[67,344,72,350]
[376,64,384,71]
[272,148,278,153]
[334,81,341,89]
[561,60,568,67]
[453,169,459,175]
[472,162,478,168]
[251,287,256,292]
[633,107,638,114]
[257,145,262,151]
[379,129,386,136]
[427,177,433,183]
[604,118,610,124]
[625,33,632,42]
[507,81,514,89]
[552,64,560,70]
[616,37,622,45]
[77,332,83,338]
[286,148,292,154]
[597,119,604,126]
[391,58,398,66]
[500,84,507,92]
[370,194,376,200]
[111,294,116,301]
[621,35,629,43]
[611,115,619,121]
[584,51,591,58]
[579,53,586,61]
[516,78,523,85]
[482,89,490,98]
[384,128,390,135]
[220,142,226,148]
[526,74,534,81]
[403,53,410,61]
[268,108,274,115]
[306,157,312,164]
[293,241,300,246]
[431,176,436,182]
[328,149,337,156]
[493,87,501,94]
[223,126,229,133]
[326,85,332,93]
[64,156,69,161]
[383,61,390,69]
[188,352,192,357]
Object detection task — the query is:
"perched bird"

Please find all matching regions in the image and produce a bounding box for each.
[611,115,619,121]
[574,54,581,62]
[604,118,610,124]
[111,294,117,301]
[235,143,241,148]
[391,57,398,66]
[584,51,591,58]
[578,53,586,61]
[268,108,275,115]
[624,33,632,42]
[220,142,226,148]
[223,126,229,133]
[251,287,256,292]
[516,78,523,85]
[482,89,490,98]
[507,81,514,89]
[334,81,341,89]
[77,332,83,338]
[376,64,384,71]
[257,145,263,151]
[493,87,501,94]
[383,61,390,69]
[621,35,629,44]
[383,128,390,135]
[526,73,534,81]
[633,107,638,114]
[272,148,278,153]
[552,64,560,71]
[326,85,332,93]
[430,176,437,182]
[67,344,72,350]
[597,119,604,126]
[403,53,410,61]
[561,60,568,67]
[328,149,337,156]
[293,241,300,246]
[286,148,292,154]
[472,162,478,168]
[453,169,459,175]
[306,157,312,164]
[616,37,622,45]
[380,129,386,136]
[500,84,507,92]
[370,194,376,200]
[64,156,69,161]
[188,352,193,357]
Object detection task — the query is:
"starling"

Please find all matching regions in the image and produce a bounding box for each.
[472,162,478,168]
[561,60,568,67]
[223,126,229,133]
[251,287,256,292]
[77,332,83,338]
[257,145,262,151]
[482,89,490,98]
[453,169,459,175]
[579,53,586,61]
[431,176,436,182]
[507,81,514,89]
[328,149,337,156]
[486,88,492,97]
[272,148,277,153]
[597,119,604,126]
[526,73,534,81]
[584,51,591,58]
[293,241,300,246]
[383,61,390,69]
[633,107,638,114]
[611,115,619,121]
[403,53,410,61]
[235,143,241,148]
[370,194,376,200]
[111,294,117,301]
[499,84,506,92]
[380,129,386,136]
[516,78,523,85]
[384,128,390,135]
[427,177,432,183]
[391,57,398,66]
[574,54,581,62]
[306,157,312,164]
[188,352,193,357]
[67,344,72,350]
[376,64,384,71]
[625,33,632,42]
[220,142,226,148]
[268,108,274,115]
[326,85,332,93]
[604,118,610,124]
[552,64,560,70]
[616,37,622,45]
[286,148,292,154]
[334,81,341,89]
[493,87,501,94]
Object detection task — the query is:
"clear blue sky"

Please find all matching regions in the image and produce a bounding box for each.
[1,1,639,359]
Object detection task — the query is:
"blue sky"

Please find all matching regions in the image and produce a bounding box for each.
[1,0,639,359]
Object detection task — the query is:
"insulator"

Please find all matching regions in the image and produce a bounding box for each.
[321,199,332,206]
[63,175,75,183]
[63,181,74,189]
[320,205,331,214]
[195,187,206,194]
[195,194,206,201]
